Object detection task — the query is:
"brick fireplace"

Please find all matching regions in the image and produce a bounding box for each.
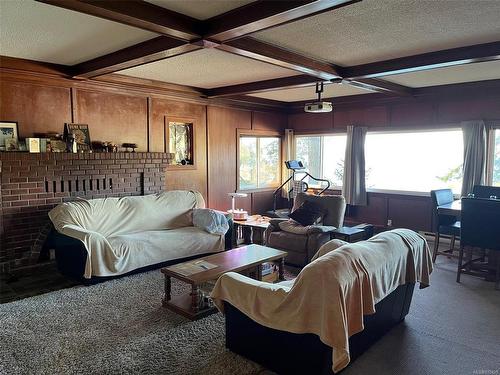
[0,152,172,275]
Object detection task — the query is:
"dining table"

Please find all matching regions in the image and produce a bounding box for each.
[437,199,461,217]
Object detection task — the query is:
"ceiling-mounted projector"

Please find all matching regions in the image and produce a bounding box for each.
[304,101,332,113]
[304,82,332,113]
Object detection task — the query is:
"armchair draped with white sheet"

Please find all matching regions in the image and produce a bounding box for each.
[212,229,432,374]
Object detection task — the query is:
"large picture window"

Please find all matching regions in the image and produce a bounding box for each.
[365,129,464,193]
[239,135,281,190]
[295,134,347,188]
[493,128,500,186]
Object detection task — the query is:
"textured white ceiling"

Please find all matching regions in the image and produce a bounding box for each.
[118,48,299,88]
[255,0,500,66]
[248,82,369,102]
[0,0,156,65]
[382,60,500,88]
[145,0,254,20]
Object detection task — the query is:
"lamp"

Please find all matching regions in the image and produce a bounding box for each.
[228,192,248,220]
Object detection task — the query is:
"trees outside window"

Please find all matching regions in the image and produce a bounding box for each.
[295,134,346,188]
[493,129,500,186]
[239,136,281,190]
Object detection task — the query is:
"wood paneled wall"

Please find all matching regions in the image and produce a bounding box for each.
[0,81,72,137]
[207,107,286,213]
[0,61,287,213]
[289,93,500,132]
[151,98,208,198]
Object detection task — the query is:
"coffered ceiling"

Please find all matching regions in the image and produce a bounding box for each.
[0,0,156,65]
[1,0,499,102]
[118,48,299,89]
[254,0,500,66]
[248,82,369,102]
[145,0,255,20]
[382,60,500,88]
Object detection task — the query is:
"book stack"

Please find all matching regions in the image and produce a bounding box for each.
[261,262,278,283]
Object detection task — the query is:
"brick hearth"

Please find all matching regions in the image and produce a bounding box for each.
[0,152,172,274]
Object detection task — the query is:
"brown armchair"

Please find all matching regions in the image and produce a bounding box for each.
[264,193,346,267]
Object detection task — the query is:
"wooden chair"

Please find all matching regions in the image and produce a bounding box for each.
[430,189,460,263]
[458,197,500,290]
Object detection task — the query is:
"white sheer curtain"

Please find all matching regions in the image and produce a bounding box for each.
[342,126,367,206]
[461,120,487,196]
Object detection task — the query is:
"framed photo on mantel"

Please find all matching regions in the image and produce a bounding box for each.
[64,123,91,151]
[0,121,19,151]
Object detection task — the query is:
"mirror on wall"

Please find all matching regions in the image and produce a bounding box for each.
[167,121,194,166]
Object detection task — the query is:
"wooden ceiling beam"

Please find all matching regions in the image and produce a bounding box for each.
[216,37,342,80]
[203,0,360,42]
[343,41,500,79]
[72,36,202,78]
[345,78,414,96]
[36,0,201,41]
[205,74,321,97]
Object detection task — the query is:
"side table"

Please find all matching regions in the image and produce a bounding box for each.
[331,224,374,242]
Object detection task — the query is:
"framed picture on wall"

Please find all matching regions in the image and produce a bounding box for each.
[5,138,19,151]
[64,123,91,151]
[0,121,19,151]
[165,117,195,166]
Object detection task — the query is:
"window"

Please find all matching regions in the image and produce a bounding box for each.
[295,134,347,188]
[493,129,500,186]
[239,135,281,190]
[365,129,464,193]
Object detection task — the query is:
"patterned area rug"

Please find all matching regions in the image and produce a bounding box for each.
[0,270,272,375]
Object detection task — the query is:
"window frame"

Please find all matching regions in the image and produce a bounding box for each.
[237,129,282,192]
[294,131,347,190]
[486,124,500,186]
[364,126,464,196]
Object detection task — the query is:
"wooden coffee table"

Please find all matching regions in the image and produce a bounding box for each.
[161,245,287,320]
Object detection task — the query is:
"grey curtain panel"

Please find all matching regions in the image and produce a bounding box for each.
[461,120,487,197]
[342,126,368,206]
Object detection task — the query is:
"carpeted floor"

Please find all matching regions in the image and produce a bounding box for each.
[1,257,499,375]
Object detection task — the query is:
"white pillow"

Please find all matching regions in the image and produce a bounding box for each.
[192,208,229,235]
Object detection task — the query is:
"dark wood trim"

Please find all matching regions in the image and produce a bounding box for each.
[0,55,71,77]
[346,78,414,96]
[71,36,201,78]
[217,37,341,80]
[0,56,289,112]
[343,41,500,79]
[287,78,500,112]
[203,0,360,42]
[205,74,321,97]
[36,0,201,41]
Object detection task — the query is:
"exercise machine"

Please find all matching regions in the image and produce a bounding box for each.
[267,160,331,218]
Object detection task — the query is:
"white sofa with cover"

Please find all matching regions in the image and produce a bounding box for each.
[48,190,226,279]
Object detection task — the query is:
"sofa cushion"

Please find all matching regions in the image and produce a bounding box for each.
[106,227,224,273]
[267,231,308,253]
[278,220,337,235]
[278,220,309,235]
[289,200,325,226]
